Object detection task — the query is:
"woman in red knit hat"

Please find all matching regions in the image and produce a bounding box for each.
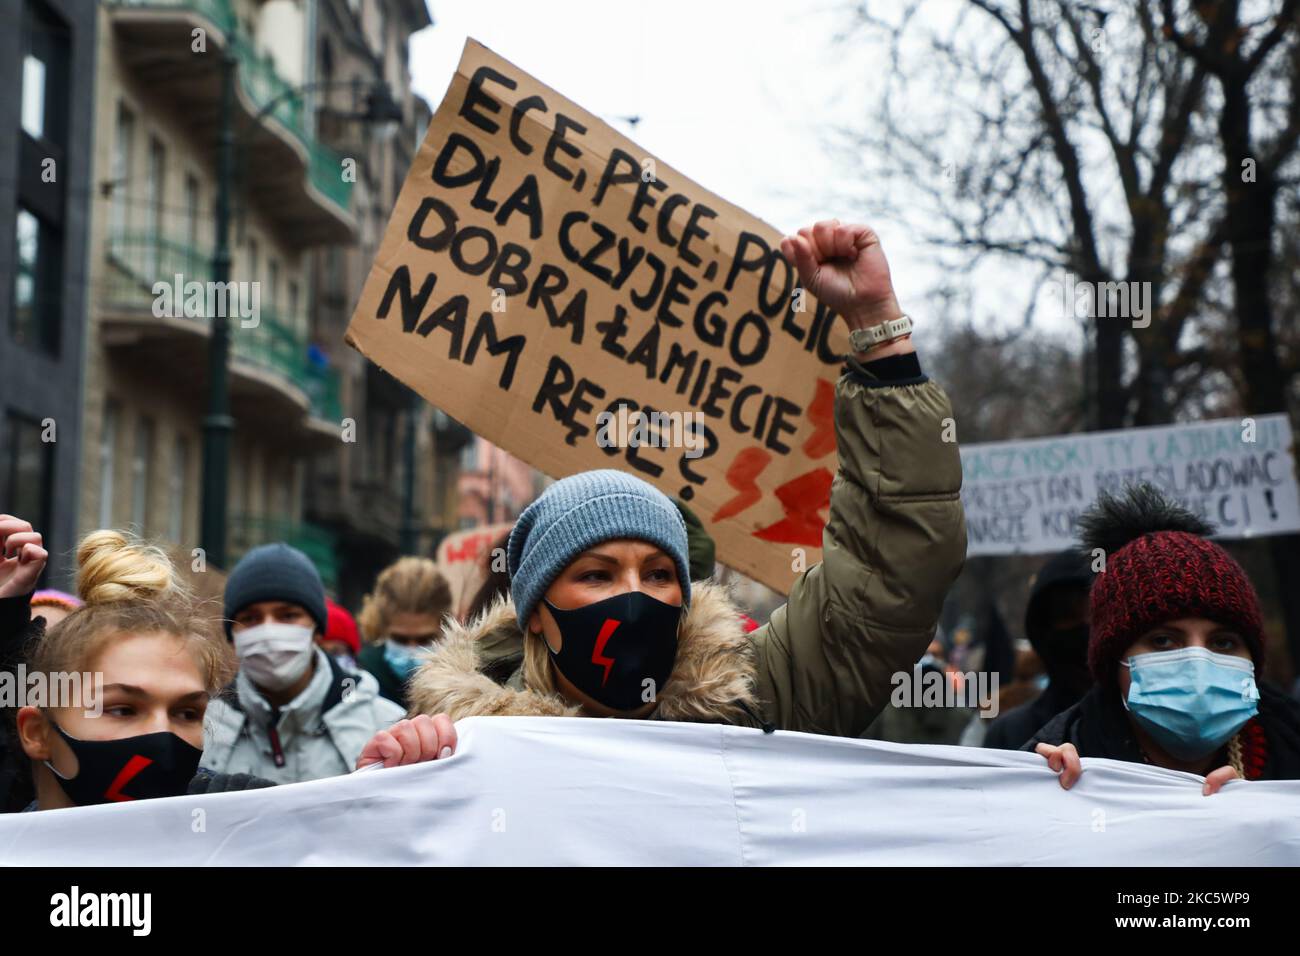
[1029,484,1300,794]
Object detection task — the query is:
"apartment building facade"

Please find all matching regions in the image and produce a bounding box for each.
[304,0,480,608]
[80,0,357,587]
[1,0,97,588]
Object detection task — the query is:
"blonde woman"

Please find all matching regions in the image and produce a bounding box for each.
[3,520,452,812]
[357,557,459,707]
[406,221,967,735]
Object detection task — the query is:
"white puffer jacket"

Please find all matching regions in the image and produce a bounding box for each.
[202,649,405,784]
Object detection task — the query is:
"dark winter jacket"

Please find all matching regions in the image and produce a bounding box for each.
[1,592,44,813]
[358,642,408,707]
[408,358,968,736]
[983,681,1078,751]
[1024,682,1300,780]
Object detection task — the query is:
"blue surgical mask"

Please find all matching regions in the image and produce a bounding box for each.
[383,638,426,681]
[1123,647,1259,761]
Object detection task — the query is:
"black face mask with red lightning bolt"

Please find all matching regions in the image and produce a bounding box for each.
[543,591,682,712]
[44,722,203,806]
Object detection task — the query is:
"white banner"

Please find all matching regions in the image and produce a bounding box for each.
[2,717,1298,865]
[960,413,1300,556]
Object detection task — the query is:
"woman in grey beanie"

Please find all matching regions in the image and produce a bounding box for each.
[409,220,967,736]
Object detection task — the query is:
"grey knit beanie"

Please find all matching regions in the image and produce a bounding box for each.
[223,542,327,640]
[507,469,691,632]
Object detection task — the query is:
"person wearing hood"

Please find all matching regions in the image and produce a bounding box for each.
[202,543,407,783]
[1030,484,1300,794]
[406,220,968,735]
[982,548,1093,749]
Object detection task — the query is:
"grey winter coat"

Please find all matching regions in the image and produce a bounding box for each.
[202,649,404,783]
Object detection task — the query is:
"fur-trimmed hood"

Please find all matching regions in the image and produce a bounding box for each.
[407,581,761,725]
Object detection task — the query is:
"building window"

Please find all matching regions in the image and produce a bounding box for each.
[268,259,279,313]
[111,104,135,240]
[5,413,54,538]
[144,137,166,277]
[287,280,300,326]
[12,205,62,354]
[131,416,155,534]
[13,209,38,342]
[21,55,46,138]
[459,438,478,472]
[98,401,119,529]
[183,173,201,276]
[278,474,291,519]
[169,435,188,543]
[15,0,70,357]
[21,0,69,145]
[246,237,259,288]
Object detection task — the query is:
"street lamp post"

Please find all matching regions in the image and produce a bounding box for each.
[200,50,237,569]
[199,67,405,569]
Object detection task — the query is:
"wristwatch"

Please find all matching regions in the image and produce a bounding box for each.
[849,314,913,354]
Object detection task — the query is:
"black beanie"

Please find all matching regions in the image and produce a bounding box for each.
[223,543,327,640]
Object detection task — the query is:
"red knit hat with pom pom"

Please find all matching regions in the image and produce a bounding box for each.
[1081,485,1264,683]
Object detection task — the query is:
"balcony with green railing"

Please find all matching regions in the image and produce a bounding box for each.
[229,515,339,589]
[302,359,343,423]
[103,232,343,425]
[109,0,353,224]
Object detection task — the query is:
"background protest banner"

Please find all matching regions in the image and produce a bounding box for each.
[346,40,852,596]
[961,413,1300,556]
[3,717,1297,865]
[436,521,514,617]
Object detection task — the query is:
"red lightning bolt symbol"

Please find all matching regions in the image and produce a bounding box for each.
[104,754,153,802]
[591,619,620,686]
[712,447,772,522]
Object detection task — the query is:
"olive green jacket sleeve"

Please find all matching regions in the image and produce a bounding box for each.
[751,368,966,736]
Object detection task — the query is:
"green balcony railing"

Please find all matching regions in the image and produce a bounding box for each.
[117,0,238,33]
[308,140,352,212]
[103,232,344,426]
[105,232,212,305]
[229,515,339,589]
[230,308,302,386]
[302,361,343,423]
[111,0,353,217]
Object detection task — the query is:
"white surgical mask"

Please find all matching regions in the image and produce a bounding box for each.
[234,622,315,691]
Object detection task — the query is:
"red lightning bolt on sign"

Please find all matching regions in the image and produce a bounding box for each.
[802,379,837,459]
[103,754,153,802]
[754,467,835,546]
[712,447,772,522]
[591,619,620,686]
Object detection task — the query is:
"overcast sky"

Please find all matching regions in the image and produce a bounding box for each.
[407,0,1076,343]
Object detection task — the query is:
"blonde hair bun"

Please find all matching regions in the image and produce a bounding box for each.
[76,529,183,606]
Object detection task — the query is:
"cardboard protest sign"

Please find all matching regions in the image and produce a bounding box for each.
[960,413,1300,556]
[436,521,514,617]
[346,39,850,595]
